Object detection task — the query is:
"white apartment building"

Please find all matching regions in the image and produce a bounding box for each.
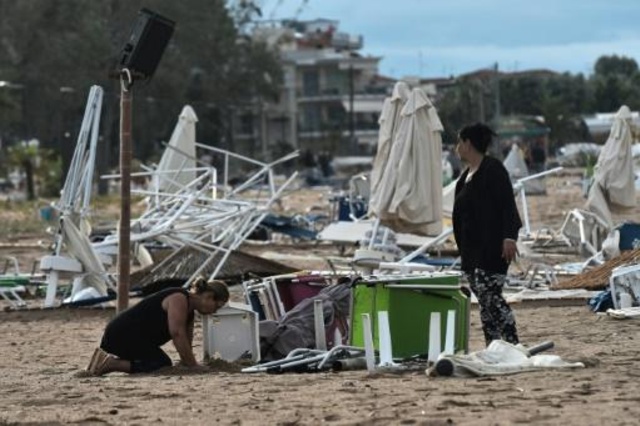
[233,19,390,159]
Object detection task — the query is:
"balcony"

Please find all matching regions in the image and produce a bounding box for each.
[297,86,388,103]
[298,121,379,137]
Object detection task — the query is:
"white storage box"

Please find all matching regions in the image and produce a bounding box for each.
[203,302,260,363]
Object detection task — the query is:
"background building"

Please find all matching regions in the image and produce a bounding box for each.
[233,19,390,160]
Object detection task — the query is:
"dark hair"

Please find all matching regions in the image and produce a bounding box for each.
[191,277,229,302]
[458,123,497,154]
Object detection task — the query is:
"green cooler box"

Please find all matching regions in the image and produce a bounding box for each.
[350,272,469,359]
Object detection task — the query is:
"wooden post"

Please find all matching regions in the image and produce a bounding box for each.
[117,77,132,313]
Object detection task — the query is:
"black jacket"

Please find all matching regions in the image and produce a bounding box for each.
[452,156,522,274]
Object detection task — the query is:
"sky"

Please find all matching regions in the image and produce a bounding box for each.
[263,0,640,78]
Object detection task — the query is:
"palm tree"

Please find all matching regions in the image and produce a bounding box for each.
[7,141,38,200]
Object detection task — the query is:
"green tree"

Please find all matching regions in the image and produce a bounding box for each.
[501,76,545,116]
[6,141,38,200]
[591,55,640,112]
[437,55,639,150]
[437,76,489,145]
[594,55,638,78]
[6,141,63,199]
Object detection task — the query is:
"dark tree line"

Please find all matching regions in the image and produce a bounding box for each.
[0,0,282,194]
[437,55,640,150]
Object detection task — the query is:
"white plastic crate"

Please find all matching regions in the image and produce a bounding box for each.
[202,302,260,363]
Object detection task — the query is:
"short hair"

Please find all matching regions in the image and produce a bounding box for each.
[190,277,229,302]
[458,123,497,154]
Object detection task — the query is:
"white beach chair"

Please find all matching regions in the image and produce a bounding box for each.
[555,208,610,257]
[0,256,28,308]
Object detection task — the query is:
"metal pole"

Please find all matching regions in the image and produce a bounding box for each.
[493,62,501,123]
[117,76,132,313]
[519,186,531,236]
[285,66,298,149]
[477,81,485,122]
[260,97,268,161]
[348,64,355,154]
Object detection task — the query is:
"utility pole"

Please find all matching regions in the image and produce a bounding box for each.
[492,62,503,159]
[285,65,298,149]
[493,62,501,123]
[259,95,268,161]
[477,81,486,123]
[348,64,355,154]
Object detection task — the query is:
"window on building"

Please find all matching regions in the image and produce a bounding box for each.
[239,113,254,135]
[356,112,379,130]
[327,104,345,130]
[325,68,347,95]
[301,104,321,132]
[302,70,320,96]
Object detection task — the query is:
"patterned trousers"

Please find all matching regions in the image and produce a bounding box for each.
[465,268,519,346]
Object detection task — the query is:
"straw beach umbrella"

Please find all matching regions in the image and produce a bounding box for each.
[586,105,637,227]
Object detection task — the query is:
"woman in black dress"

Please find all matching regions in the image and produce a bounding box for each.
[87,278,229,375]
[452,123,522,346]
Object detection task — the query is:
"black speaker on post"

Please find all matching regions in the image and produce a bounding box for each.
[118,8,176,81]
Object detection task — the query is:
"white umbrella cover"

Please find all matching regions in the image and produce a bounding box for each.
[503,144,529,180]
[153,105,198,194]
[61,217,114,298]
[369,81,411,217]
[586,105,636,227]
[385,88,444,236]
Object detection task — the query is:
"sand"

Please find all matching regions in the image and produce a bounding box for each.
[0,305,639,425]
[1,171,640,425]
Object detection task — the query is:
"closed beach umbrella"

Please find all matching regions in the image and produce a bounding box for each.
[153,105,198,194]
[586,105,637,227]
[503,144,529,181]
[369,81,410,217]
[384,87,444,236]
[62,215,114,298]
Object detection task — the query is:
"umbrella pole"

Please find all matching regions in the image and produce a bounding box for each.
[518,186,531,237]
[381,227,390,246]
[514,167,563,237]
[368,218,381,250]
[399,227,454,264]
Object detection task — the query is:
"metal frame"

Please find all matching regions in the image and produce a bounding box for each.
[41,86,116,307]
[100,137,300,286]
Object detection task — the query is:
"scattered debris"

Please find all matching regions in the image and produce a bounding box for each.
[553,248,640,290]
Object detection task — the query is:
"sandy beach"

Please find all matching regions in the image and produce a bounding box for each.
[1,172,640,425]
[0,304,639,425]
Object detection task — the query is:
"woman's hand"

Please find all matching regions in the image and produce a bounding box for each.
[174,362,210,374]
[502,239,519,263]
[177,361,208,369]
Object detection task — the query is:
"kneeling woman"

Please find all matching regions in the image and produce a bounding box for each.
[87,278,229,375]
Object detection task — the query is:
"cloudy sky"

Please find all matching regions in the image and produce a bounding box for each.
[264,0,640,78]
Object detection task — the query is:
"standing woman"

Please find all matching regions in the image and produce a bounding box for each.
[87,278,229,375]
[452,123,522,346]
